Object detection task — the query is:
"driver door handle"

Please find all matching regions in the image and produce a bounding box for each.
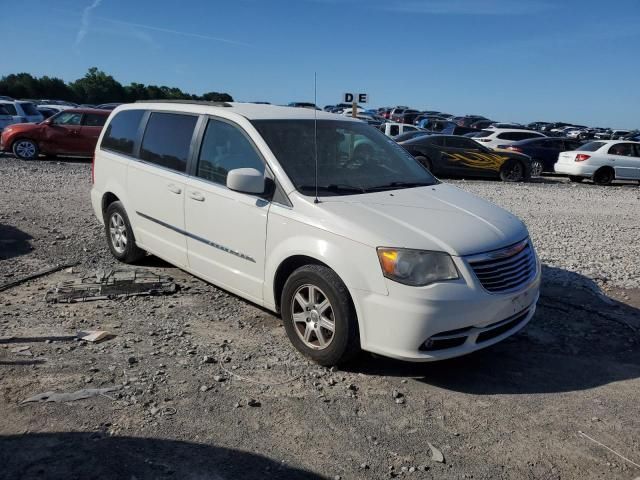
[167,184,182,194]
[189,191,205,202]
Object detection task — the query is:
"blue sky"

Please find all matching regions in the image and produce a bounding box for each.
[3,0,640,127]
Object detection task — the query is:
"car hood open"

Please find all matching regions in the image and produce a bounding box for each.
[315,183,528,256]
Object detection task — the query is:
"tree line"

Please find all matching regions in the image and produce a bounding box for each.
[0,67,233,104]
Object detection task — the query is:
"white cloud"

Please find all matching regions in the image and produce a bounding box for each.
[75,0,102,48]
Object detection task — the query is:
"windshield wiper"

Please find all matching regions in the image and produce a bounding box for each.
[365,181,432,192]
[298,184,367,195]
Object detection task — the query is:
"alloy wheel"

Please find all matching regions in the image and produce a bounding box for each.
[530,160,544,177]
[109,212,128,254]
[15,141,36,159]
[503,162,524,181]
[290,284,335,350]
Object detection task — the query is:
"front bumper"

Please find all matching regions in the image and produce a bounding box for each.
[353,252,541,362]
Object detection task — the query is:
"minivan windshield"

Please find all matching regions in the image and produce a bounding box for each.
[252,120,437,196]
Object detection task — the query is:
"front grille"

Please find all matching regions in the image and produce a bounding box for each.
[467,239,536,293]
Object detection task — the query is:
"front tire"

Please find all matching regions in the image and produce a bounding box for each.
[499,159,525,182]
[104,201,145,263]
[12,139,39,160]
[281,265,360,366]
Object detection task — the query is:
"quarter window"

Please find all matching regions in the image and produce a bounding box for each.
[140,112,198,173]
[101,110,145,156]
[196,119,264,185]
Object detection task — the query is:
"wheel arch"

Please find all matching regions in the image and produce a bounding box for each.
[102,192,121,216]
[273,255,333,313]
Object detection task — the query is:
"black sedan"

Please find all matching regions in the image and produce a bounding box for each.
[496,137,584,175]
[399,134,533,182]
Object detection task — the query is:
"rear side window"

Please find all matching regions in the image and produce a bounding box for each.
[83,113,107,127]
[578,141,605,152]
[390,125,400,136]
[101,110,145,155]
[608,143,635,156]
[19,102,39,116]
[196,119,264,185]
[1,103,17,115]
[140,112,198,173]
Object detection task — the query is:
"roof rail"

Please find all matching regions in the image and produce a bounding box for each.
[135,99,232,107]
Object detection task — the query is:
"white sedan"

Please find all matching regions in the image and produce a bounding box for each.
[473,128,545,149]
[554,140,640,185]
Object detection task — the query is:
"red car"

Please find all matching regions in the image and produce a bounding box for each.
[1,108,110,160]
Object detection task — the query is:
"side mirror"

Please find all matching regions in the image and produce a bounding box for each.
[226,168,266,195]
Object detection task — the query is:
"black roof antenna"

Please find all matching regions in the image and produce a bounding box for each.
[313,72,320,204]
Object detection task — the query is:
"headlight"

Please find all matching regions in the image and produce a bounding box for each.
[377,248,459,286]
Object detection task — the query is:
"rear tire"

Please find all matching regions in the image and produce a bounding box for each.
[281,265,360,366]
[593,168,614,186]
[12,139,39,160]
[568,176,584,183]
[499,159,525,182]
[104,201,145,263]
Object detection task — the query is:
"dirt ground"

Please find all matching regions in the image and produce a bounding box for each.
[1,156,639,480]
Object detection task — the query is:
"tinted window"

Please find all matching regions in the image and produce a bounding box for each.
[541,139,565,149]
[634,144,640,157]
[196,119,264,185]
[140,112,197,173]
[578,141,605,152]
[0,105,10,115]
[1,103,17,115]
[52,111,82,126]
[444,136,479,149]
[83,113,107,127]
[424,136,445,146]
[608,143,635,156]
[101,110,145,155]
[497,132,536,141]
[565,141,583,151]
[19,102,39,116]
[474,130,493,138]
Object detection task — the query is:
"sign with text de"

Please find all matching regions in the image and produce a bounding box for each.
[343,93,368,104]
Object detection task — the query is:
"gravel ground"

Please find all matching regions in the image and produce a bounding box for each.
[1,156,639,480]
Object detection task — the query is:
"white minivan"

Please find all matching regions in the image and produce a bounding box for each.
[91,101,541,365]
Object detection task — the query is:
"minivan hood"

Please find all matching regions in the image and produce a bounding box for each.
[316,184,528,256]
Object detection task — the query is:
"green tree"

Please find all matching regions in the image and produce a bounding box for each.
[69,67,125,104]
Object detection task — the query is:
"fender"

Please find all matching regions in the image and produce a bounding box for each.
[263,212,389,345]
